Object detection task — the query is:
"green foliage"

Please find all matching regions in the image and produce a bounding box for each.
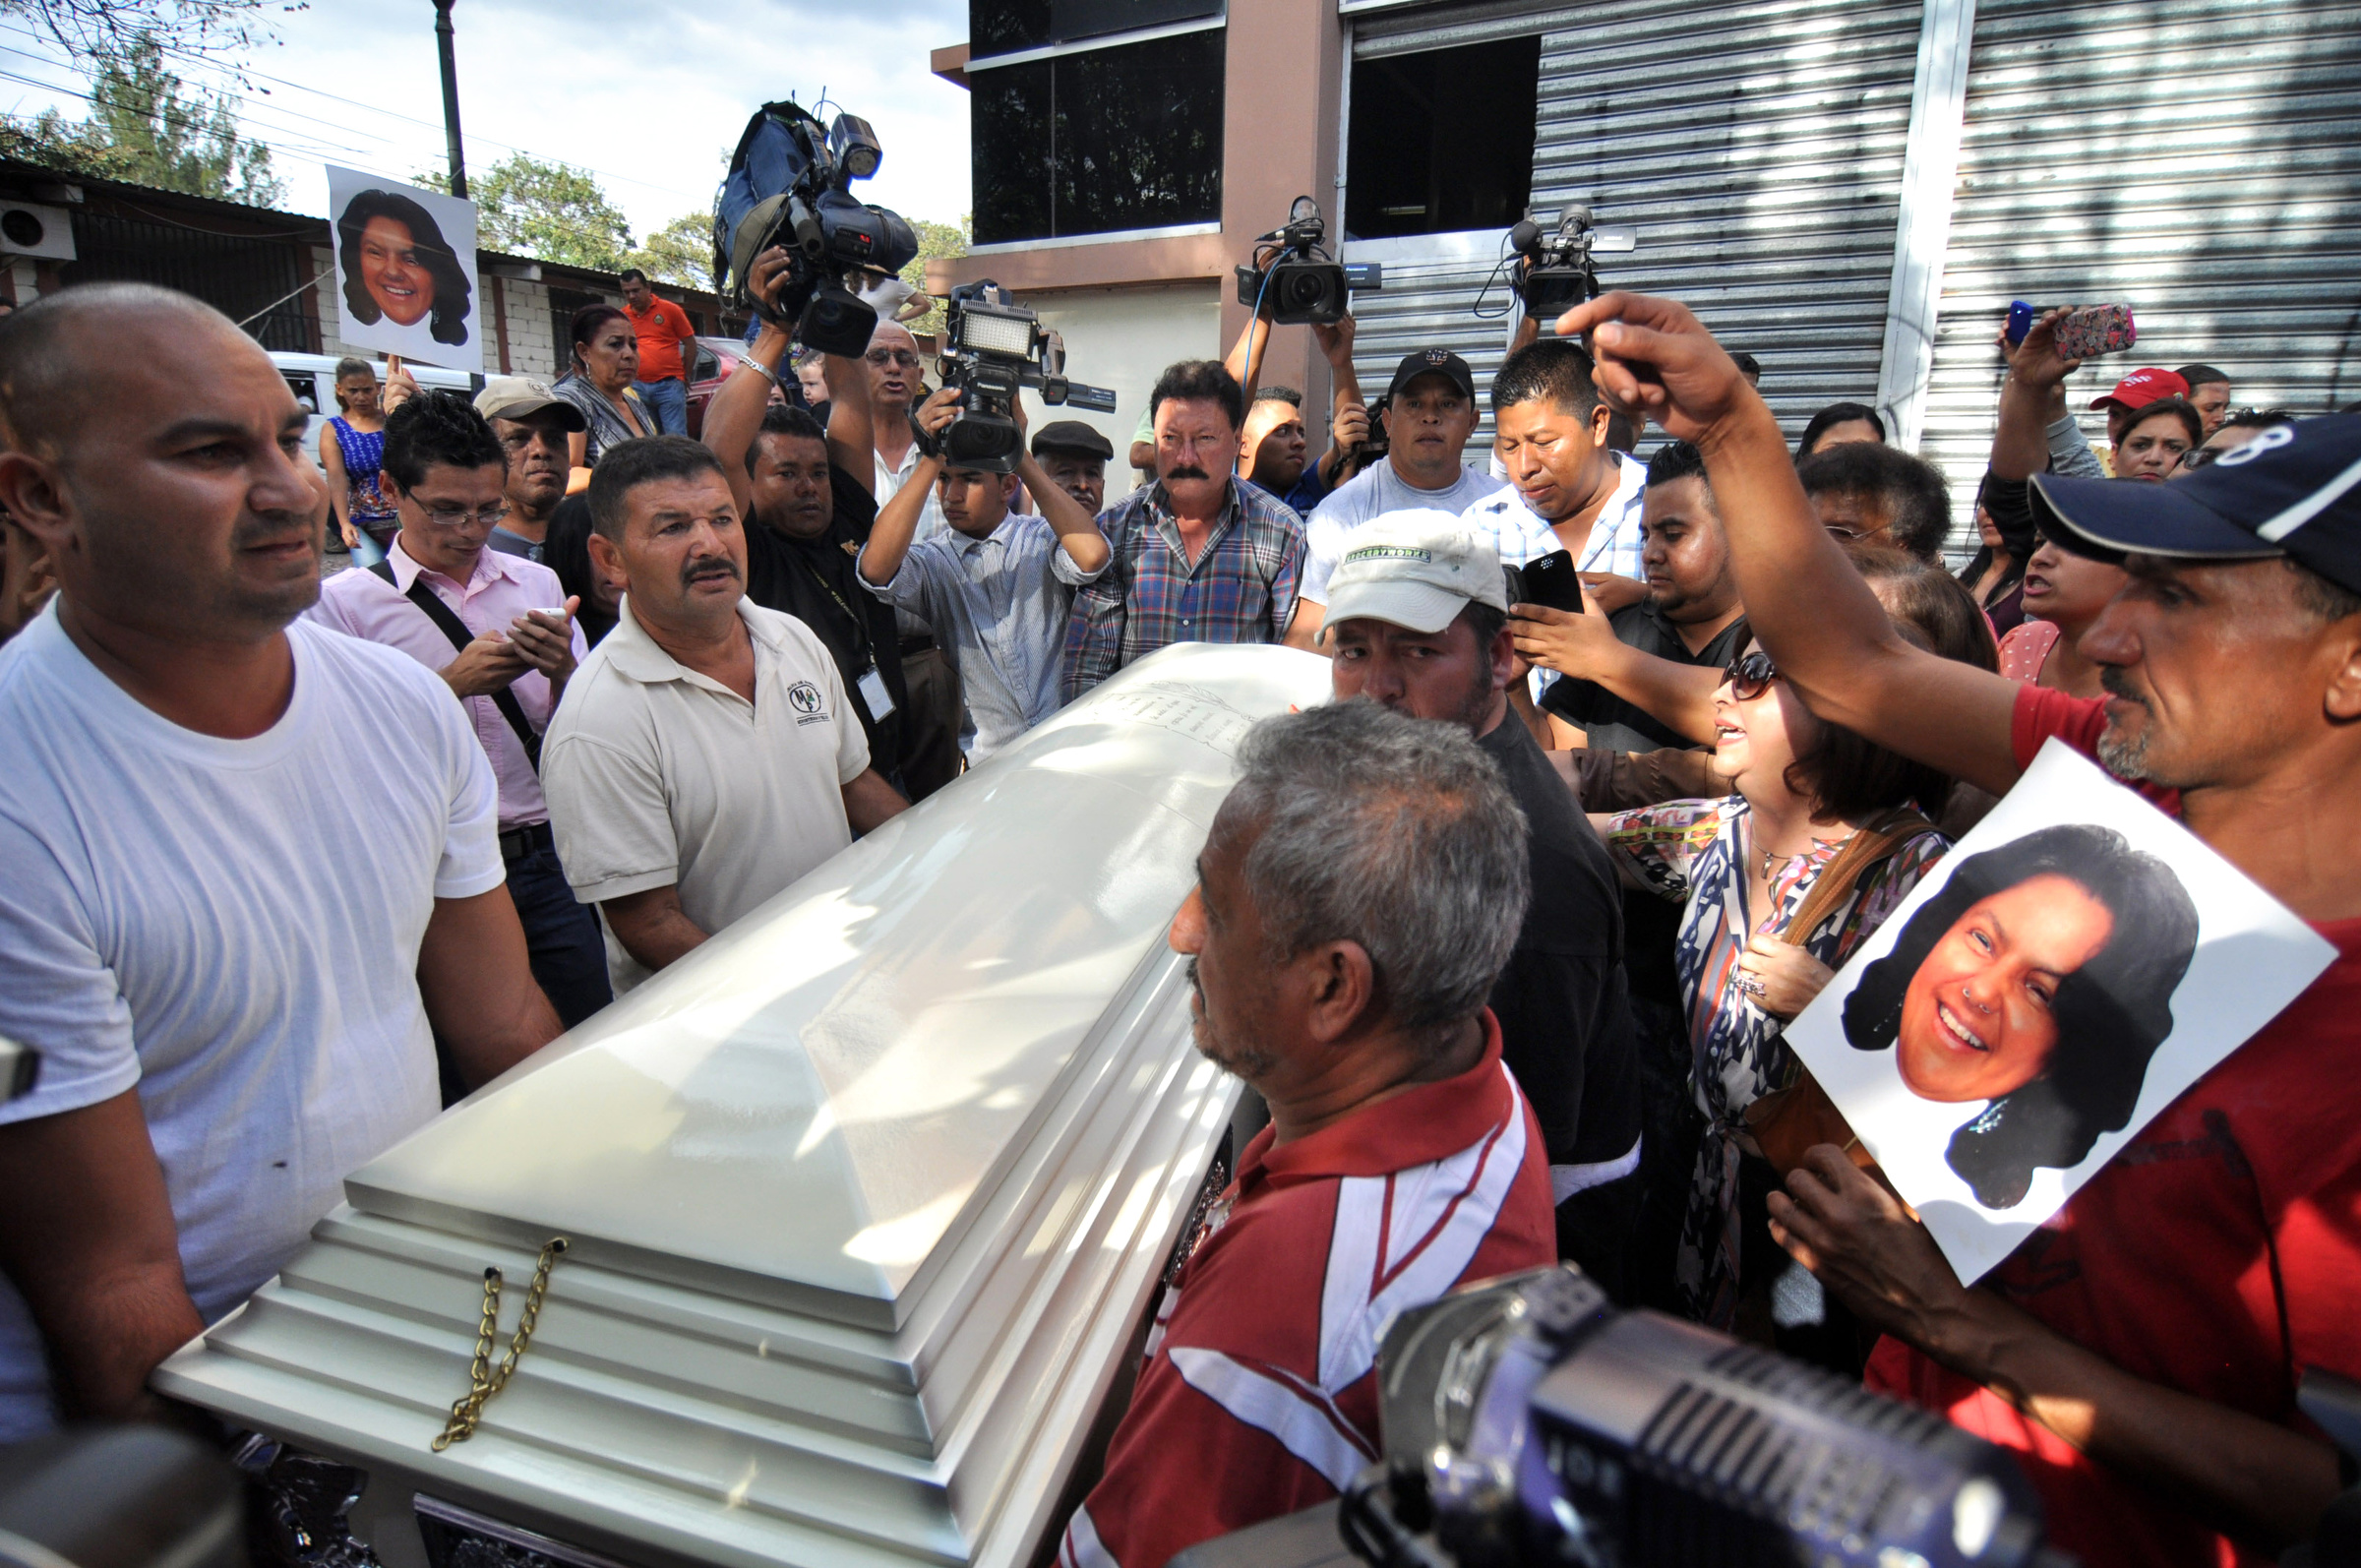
[421,153,635,271]
[2,0,291,65]
[626,211,713,291]
[1,33,284,207]
[899,215,969,338]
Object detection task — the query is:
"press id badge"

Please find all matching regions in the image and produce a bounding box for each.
[857,664,897,721]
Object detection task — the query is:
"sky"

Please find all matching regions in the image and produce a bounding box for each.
[0,0,976,239]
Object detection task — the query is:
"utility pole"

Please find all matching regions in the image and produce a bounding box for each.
[433,0,466,198]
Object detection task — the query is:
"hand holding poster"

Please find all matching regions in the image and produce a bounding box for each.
[1781,739,2336,1284]
[325,166,482,374]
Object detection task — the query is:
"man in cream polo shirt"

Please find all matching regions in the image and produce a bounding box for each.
[541,437,908,994]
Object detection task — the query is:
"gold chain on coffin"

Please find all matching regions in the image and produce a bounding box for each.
[432,1237,568,1451]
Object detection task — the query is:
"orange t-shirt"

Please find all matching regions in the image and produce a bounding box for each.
[625,297,696,383]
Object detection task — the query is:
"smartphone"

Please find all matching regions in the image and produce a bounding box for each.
[1516,549,1585,614]
[2051,303,2137,361]
[2004,300,2036,346]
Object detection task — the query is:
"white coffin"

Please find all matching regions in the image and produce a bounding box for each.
[155,643,1334,1568]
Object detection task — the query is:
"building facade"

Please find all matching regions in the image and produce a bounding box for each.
[933,0,2361,538]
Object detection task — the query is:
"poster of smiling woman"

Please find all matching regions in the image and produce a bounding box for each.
[325,166,481,374]
[1782,739,2334,1284]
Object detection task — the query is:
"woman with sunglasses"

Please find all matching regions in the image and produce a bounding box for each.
[1595,604,1970,1339]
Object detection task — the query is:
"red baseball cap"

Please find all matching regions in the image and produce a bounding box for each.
[2089,366,2189,412]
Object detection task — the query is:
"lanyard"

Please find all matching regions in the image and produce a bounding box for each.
[789,546,878,671]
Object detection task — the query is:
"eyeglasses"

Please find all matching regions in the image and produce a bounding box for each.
[1725,649,1778,700]
[865,350,923,368]
[414,502,512,528]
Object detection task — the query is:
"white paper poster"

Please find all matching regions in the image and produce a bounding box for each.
[1782,739,2334,1284]
[325,166,482,374]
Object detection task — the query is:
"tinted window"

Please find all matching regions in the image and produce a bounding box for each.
[974,0,1222,58]
[972,28,1224,244]
[1345,36,1540,240]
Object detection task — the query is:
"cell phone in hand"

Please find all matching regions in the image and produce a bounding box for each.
[2050,304,2137,361]
[1515,549,1585,614]
[2005,300,2036,346]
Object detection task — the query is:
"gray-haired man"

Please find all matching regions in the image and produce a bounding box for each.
[1059,700,1556,1568]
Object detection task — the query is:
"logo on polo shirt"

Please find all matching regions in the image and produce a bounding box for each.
[787,681,825,716]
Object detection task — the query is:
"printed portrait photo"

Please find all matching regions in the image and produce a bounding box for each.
[1783,741,2335,1283]
[325,167,482,374]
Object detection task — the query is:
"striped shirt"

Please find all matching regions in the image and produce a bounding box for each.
[1060,478,1304,701]
[1459,448,1650,582]
[1058,1016,1554,1568]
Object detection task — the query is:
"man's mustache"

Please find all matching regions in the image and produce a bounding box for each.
[1165,464,1212,481]
[680,558,742,590]
[2099,665,2149,708]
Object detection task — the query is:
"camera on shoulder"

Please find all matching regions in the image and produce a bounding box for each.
[1234,196,1381,328]
[714,99,920,357]
[935,282,1119,474]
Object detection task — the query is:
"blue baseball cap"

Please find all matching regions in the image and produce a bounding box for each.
[2028,414,2361,597]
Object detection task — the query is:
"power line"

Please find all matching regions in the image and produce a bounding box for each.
[0,67,381,165]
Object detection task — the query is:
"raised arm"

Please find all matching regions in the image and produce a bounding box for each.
[1553,292,2024,796]
[1991,309,2085,481]
[1224,310,1273,409]
[700,257,794,518]
[1309,314,1367,488]
[1011,399,1109,574]
[862,390,953,587]
[823,343,875,495]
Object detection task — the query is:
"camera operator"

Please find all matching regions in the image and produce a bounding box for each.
[1057,700,1555,1568]
[701,248,909,784]
[1226,309,1373,516]
[1060,360,1304,699]
[1286,349,1505,651]
[1555,286,2361,1564]
[864,319,965,801]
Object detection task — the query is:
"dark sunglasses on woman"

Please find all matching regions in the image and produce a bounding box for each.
[1725,649,1778,700]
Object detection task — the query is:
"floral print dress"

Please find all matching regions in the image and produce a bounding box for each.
[1604,797,1949,1328]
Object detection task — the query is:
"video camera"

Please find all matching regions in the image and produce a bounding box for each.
[1235,197,1381,328]
[1507,206,1636,317]
[1342,1267,2068,1568]
[932,280,1118,474]
[714,99,920,357]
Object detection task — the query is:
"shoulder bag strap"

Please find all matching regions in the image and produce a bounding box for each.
[1778,805,1940,949]
[375,562,543,771]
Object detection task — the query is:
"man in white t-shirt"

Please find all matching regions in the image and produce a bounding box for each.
[1286,348,1505,649]
[0,283,563,1440]
[541,436,908,995]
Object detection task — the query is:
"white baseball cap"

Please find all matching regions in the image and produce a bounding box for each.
[1318,510,1507,641]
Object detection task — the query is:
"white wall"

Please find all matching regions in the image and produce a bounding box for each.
[1017,281,1222,458]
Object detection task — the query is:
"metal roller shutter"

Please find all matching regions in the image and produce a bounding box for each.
[1918,0,2361,541]
[1341,0,1923,450]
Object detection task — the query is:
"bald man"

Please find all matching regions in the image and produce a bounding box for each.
[863,317,964,799]
[0,282,561,1437]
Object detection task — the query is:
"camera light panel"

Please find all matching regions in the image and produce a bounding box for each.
[958,308,1038,358]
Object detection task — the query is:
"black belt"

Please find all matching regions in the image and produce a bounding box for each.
[499,820,555,863]
[898,633,936,657]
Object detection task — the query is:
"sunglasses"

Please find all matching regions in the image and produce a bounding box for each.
[1725,649,1778,700]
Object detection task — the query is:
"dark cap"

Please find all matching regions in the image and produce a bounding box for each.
[1387,348,1476,403]
[2029,414,2361,596]
[1030,419,1114,460]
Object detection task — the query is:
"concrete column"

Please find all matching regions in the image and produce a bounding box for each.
[1220,0,1344,423]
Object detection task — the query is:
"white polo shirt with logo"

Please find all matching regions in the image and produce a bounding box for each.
[541,595,871,994]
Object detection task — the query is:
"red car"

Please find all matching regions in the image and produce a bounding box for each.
[685,336,791,438]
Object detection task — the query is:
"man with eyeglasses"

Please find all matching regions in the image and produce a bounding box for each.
[863,318,965,798]
[311,391,611,1037]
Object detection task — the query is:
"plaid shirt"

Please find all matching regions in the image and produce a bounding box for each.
[1459,450,1649,581]
[1061,479,1305,701]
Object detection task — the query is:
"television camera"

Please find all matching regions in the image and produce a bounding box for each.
[1235,197,1382,327]
[714,98,919,357]
[1342,1266,2070,1568]
[1507,206,1637,317]
[932,281,1118,474]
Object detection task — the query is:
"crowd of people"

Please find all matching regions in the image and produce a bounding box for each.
[0,248,2357,1568]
